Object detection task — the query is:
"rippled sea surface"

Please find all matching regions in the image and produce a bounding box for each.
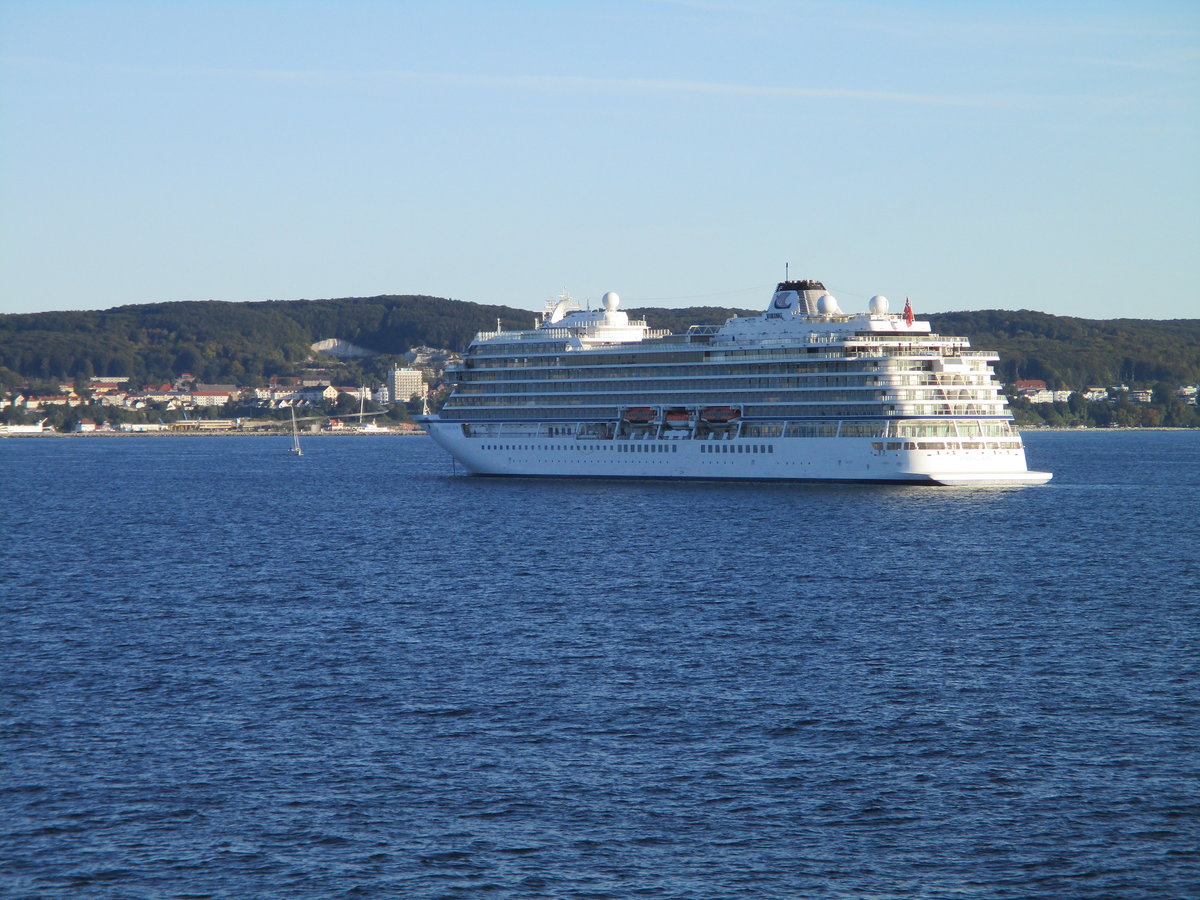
[2,430,1197,899]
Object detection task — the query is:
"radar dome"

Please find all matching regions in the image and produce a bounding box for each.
[868,295,889,314]
[816,293,842,315]
[602,291,620,311]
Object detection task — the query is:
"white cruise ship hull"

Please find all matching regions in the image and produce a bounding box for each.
[425,278,1053,487]
[425,421,1051,486]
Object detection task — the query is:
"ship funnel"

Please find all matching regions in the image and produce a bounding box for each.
[773,279,827,315]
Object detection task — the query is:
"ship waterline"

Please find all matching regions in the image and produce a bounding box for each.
[421,279,1051,486]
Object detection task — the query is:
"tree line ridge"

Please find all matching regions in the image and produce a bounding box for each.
[1,293,1197,427]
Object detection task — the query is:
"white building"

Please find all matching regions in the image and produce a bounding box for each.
[389,367,424,403]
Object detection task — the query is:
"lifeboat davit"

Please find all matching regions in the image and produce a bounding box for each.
[622,407,657,424]
[700,406,741,423]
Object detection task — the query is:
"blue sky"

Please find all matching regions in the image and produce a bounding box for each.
[1,1,1196,319]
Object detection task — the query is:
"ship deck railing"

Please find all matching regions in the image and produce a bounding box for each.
[457,416,1016,441]
[471,322,667,344]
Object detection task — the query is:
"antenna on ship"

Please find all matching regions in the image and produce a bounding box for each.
[785,262,789,281]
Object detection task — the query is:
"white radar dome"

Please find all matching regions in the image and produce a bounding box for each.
[602,291,620,311]
[816,293,842,315]
[868,295,889,314]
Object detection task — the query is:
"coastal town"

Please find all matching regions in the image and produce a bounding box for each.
[1005,379,1198,428]
[1011,379,1197,407]
[2,368,1196,435]
[0,366,433,435]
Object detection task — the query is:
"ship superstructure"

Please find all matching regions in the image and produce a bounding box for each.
[421,280,1051,485]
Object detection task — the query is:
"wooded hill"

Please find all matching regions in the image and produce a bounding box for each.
[923,310,1200,389]
[1,294,1196,393]
[0,295,526,387]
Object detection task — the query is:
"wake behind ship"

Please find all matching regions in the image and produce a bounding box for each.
[421,279,1051,486]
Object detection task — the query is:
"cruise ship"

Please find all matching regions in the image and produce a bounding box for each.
[421,279,1051,485]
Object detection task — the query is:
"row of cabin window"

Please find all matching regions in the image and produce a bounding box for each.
[480,443,678,453]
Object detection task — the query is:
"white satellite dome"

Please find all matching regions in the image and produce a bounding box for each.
[816,293,841,315]
[602,291,620,311]
[868,295,889,314]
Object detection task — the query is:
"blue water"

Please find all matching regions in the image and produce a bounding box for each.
[2,431,1197,899]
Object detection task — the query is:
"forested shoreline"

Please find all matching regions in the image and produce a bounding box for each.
[1,294,1196,428]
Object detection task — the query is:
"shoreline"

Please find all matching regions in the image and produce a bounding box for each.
[6,425,1197,439]
[1021,425,1198,432]
[1,429,426,438]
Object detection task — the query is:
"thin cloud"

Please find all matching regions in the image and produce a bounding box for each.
[0,55,1065,109]
[649,0,1199,42]
[1074,48,1200,74]
[245,67,1019,108]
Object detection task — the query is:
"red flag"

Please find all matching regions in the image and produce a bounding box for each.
[904,297,913,326]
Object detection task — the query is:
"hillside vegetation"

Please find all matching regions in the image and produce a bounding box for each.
[0,295,532,387]
[924,310,1200,388]
[1,295,1196,397]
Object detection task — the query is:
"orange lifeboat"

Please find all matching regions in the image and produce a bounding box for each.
[622,407,657,424]
[663,409,692,428]
[700,406,741,423]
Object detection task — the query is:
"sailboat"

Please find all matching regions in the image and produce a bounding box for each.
[354,386,387,432]
[288,407,303,455]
